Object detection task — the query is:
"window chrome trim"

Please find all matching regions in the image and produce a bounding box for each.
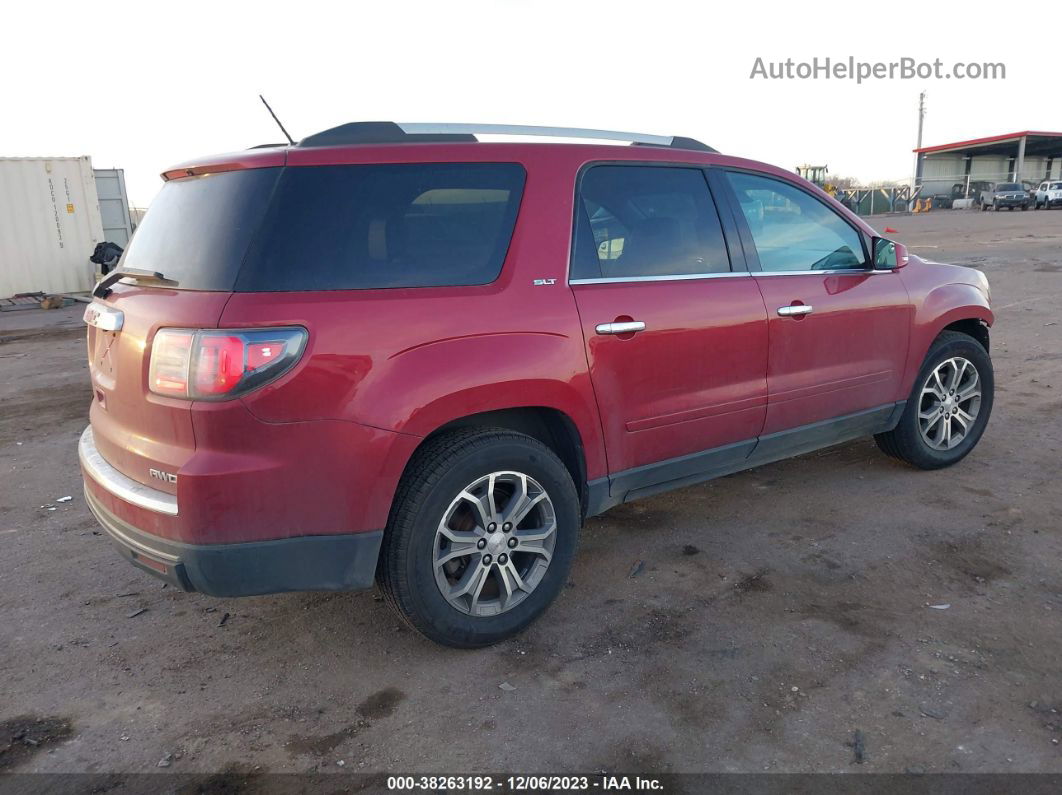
[570,271,750,285]
[752,268,879,277]
[79,426,178,516]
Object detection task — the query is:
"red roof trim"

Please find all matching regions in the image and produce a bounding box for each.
[914,131,1062,154]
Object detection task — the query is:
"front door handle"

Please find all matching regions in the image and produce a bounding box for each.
[595,321,646,335]
[777,305,813,317]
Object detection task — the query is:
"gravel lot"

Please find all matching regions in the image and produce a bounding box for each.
[1,209,1060,781]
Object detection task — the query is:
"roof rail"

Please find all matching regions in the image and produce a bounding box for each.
[296,122,716,152]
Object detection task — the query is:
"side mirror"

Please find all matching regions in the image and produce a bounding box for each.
[873,237,909,270]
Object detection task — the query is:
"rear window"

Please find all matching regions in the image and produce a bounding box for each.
[236,163,525,291]
[119,167,280,291]
[122,163,525,292]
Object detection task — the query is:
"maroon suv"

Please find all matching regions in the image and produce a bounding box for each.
[80,122,994,647]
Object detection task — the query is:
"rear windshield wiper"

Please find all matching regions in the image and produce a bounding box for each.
[93,268,179,297]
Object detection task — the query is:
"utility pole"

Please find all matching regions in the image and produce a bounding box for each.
[912,91,927,193]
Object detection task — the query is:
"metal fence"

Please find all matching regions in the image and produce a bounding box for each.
[834,185,920,215]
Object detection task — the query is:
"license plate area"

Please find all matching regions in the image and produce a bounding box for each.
[84,303,123,389]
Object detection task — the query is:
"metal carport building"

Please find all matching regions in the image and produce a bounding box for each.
[914,131,1062,198]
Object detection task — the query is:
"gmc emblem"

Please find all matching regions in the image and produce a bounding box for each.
[149,468,178,484]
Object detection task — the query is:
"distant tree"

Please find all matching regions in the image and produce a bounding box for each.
[826,174,861,189]
[830,175,908,189]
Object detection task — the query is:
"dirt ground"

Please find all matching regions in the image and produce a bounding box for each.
[1,209,1060,781]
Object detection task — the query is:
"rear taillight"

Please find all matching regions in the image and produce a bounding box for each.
[148,328,307,400]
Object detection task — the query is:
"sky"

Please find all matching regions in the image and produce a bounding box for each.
[3,0,1057,206]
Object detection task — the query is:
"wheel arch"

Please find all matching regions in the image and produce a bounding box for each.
[901,282,993,398]
[396,406,592,523]
[941,317,990,352]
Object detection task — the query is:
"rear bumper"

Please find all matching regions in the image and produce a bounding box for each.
[84,485,383,596]
[79,426,179,515]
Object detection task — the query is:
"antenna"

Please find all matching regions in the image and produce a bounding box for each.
[259,95,295,145]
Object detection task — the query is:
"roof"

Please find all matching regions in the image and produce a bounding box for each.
[914,131,1062,156]
[161,123,718,181]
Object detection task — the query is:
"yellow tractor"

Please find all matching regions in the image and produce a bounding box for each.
[796,164,837,197]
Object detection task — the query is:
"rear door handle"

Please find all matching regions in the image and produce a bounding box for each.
[595,321,646,335]
[777,305,813,317]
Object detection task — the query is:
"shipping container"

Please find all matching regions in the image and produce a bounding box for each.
[93,167,134,248]
[0,156,105,298]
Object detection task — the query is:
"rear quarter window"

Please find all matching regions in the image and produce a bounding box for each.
[119,168,281,291]
[235,163,526,291]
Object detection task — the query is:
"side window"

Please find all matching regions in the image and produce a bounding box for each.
[570,166,730,280]
[237,163,525,291]
[724,171,867,272]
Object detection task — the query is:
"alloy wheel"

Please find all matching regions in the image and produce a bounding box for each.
[433,471,557,617]
[918,356,982,451]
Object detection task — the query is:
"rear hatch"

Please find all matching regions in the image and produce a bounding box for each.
[86,165,281,493]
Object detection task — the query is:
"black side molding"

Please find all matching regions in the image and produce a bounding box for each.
[586,402,905,516]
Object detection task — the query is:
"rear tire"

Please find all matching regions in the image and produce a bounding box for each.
[875,331,993,470]
[377,428,579,648]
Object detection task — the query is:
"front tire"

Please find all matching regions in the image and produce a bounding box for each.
[875,331,993,469]
[377,428,579,647]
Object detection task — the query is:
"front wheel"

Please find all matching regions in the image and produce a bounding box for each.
[377,428,579,647]
[875,331,993,469]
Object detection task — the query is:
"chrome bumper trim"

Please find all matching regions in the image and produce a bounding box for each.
[78,426,179,516]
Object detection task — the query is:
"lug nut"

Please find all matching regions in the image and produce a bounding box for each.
[482,554,492,566]
[487,523,497,533]
[502,522,513,532]
[508,537,517,548]
[477,539,487,549]
[498,554,508,565]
